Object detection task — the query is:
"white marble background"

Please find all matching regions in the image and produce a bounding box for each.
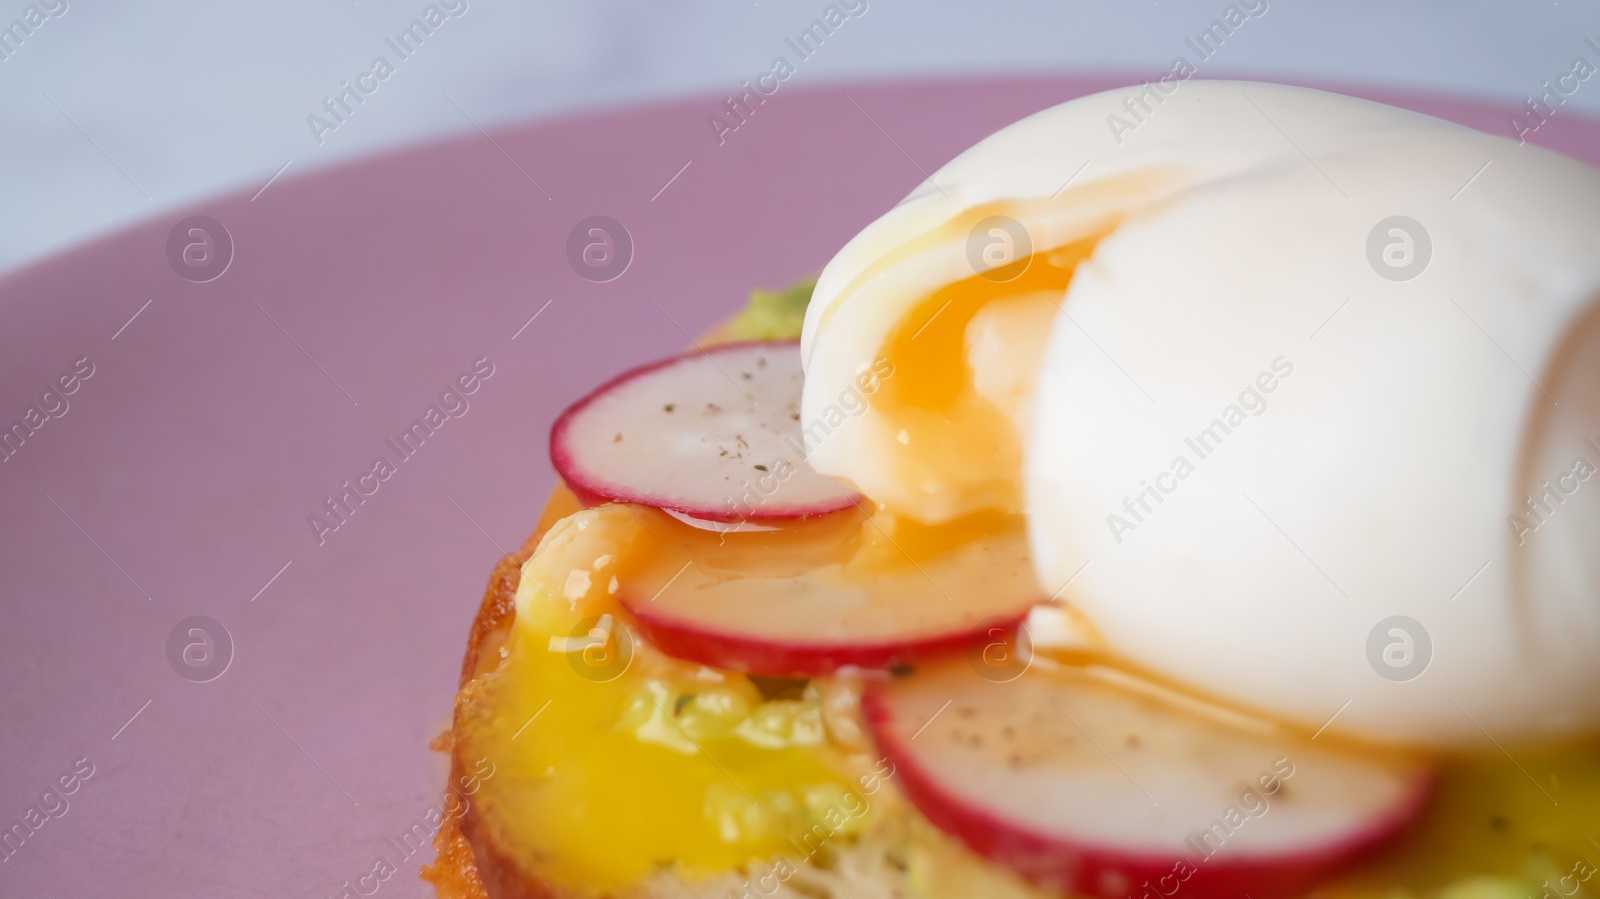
[2,0,1598,276]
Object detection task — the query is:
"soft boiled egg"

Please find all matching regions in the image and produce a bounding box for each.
[799,80,1600,748]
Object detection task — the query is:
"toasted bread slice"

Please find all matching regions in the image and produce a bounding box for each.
[422,488,571,899]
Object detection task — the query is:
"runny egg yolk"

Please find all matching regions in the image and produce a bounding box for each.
[802,195,1127,525]
[868,237,1099,520]
[456,498,1014,892]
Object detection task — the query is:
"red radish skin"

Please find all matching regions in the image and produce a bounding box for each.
[625,606,1032,678]
[615,507,1047,678]
[564,482,612,510]
[550,341,861,522]
[863,666,1431,899]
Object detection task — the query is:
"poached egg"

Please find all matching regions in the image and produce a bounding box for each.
[800,81,1600,748]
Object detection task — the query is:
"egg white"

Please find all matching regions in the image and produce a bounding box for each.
[803,81,1600,747]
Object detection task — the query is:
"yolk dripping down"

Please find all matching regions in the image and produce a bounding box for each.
[864,226,1111,523]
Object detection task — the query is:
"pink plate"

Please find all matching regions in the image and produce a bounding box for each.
[1,76,1596,898]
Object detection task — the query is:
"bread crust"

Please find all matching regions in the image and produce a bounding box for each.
[423,489,578,899]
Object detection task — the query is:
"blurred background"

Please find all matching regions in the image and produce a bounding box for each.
[5,0,1600,275]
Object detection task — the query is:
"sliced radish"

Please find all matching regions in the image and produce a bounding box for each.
[551,341,860,522]
[619,510,1044,677]
[864,662,1430,899]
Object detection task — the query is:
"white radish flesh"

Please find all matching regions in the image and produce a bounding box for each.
[551,341,860,522]
[864,662,1430,898]
[619,507,1044,677]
